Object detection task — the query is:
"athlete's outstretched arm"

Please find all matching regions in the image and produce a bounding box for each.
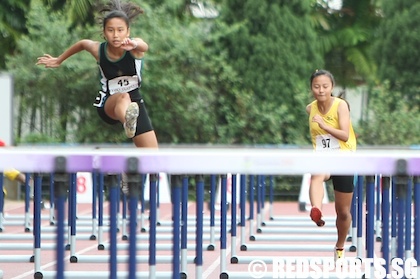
[36,39,99,68]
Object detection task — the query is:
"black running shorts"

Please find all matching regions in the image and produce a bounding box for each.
[96,98,153,137]
[330,175,354,193]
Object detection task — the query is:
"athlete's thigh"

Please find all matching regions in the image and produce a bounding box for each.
[133,131,158,148]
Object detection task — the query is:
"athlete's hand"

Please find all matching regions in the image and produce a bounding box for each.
[120,38,138,51]
[312,114,326,130]
[36,54,61,68]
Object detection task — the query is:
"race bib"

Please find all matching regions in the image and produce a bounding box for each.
[315,134,340,151]
[108,75,139,95]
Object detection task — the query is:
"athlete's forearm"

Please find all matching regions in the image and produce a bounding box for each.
[57,40,90,64]
[322,125,349,142]
[132,38,148,52]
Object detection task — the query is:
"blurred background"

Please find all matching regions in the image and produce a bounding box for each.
[1,0,419,200]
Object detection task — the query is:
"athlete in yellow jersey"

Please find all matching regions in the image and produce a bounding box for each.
[0,140,29,196]
[308,97,356,151]
[305,69,356,263]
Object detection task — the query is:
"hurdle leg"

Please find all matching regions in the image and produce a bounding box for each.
[230,174,238,263]
[396,178,407,260]
[356,175,364,259]
[108,174,119,279]
[395,159,409,273]
[127,172,143,279]
[139,174,147,233]
[69,173,78,260]
[255,175,262,233]
[248,175,255,240]
[172,175,182,279]
[366,176,375,256]
[121,181,128,240]
[375,174,382,242]
[381,176,391,273]
[414,176,420,277]
[219,174,228,277]
[365,175,375,279]
[156,174,161,226]
[268,175,274,220]
[195,175,205,279]
[33,173,43,278]
[349,180,357,252]
[53,157,69,279]
[0,173,4,232]
[97,172,105,250]
[48,174,55,226]
[125,160,141,279]
[90,171,98,241]
[181,175,189,277]
[207,174,216,251]
[149,173,158,278]
[260,175,266,226]
[24,173,31,232]
[391,177,398,259]
[239,175,247,251]
[404,178,412,259]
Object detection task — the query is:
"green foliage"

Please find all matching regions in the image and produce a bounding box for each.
[6,1,121,144]
[373,1,420,109]
[0,0,30,69]
[218,1,322,144]
[3,0,419,146]
[358,82,420,145]
[317,0,381,87]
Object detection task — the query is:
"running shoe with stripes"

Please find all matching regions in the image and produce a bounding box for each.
[310,207,325,227]
[124,102,139,138]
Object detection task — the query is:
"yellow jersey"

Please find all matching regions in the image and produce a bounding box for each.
[309,98,356,151]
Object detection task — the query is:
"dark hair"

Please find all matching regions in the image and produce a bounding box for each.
[99,0,144,29]
[310,69,335,87]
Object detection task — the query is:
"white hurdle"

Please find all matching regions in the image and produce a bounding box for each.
[0,147,419,279]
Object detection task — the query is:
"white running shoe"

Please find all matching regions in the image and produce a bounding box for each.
[124,102,139,138]
[334,247,345,263]
[120,173,129,195]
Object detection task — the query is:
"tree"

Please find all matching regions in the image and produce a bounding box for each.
[216,0,323,144]
[0,0,31,69]
[7,0,245,145]
[313,0,381,91]
[355,0,420,145]
[373,0,420,109]
[358,82,420,145]
[40,0,97,26]
[7,1,123,143]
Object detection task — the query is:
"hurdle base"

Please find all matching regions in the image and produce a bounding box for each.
[220,272,229,279]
